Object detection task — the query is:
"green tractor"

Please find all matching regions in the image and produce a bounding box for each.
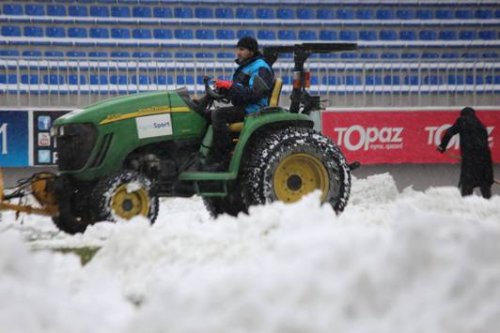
[0,43,358,234]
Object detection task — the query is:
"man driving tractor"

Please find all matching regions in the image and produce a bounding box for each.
[195,36,275,171]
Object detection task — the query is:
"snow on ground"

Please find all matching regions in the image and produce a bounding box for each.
[1,173,500,333]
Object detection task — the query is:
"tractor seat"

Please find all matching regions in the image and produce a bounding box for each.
[228,77,283,132]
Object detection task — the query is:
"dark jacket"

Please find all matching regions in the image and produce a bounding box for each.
[228,52,274,114]
[439,107,493,188]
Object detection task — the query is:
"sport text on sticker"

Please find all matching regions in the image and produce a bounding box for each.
[136,114,173,139]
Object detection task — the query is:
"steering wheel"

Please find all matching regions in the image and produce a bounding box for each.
[204,76,230,104]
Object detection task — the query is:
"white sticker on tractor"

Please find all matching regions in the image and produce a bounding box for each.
[136,114,173,139]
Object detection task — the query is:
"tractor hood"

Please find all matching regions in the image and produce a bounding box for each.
[54,91,189,126]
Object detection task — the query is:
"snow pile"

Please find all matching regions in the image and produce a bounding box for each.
[1,173,500,333]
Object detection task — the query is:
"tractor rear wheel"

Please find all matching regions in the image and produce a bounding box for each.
[92,170,159,223]
[241,127,351,213]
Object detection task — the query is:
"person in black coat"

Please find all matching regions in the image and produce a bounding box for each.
[437,107,494,198]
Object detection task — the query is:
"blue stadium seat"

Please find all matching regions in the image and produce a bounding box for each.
[485,75,500,84]
[154,76,174,85]
[466,75,479,85]
[90,6,110,17]
[439,30,457,40]
[175,29,193,39]
[482,52,498,58]
[21,74,39,84]
[396,9,415,19]
[133,29,152,39]
[462,52,479,59]
[320,31,337,41]
[217,52,234,59]
[175,8,193,18]
[2,26,21,36]
[46,27,65,38]
[297,8,314,19]
[400,30,416,40]
[258,30,276,40]
[195,7,213,18]
[401,53,418,59]
[215,8,233,18]
[0,74,17,84]
[68,6,87,17]
[459,31,476,40]
[317,8,334,19]
[479,30,496,40]
[133,52,152,58]
[360,52,378,59]
[381,53,398,59]
[25,4,44,16]
[196,29,215,40]
[384,75,400,85]
[422,52,439,59]
[90,28,109,38]
[277,8,294,19]
[68,27,87,38]
[441,52,459,59]
[496,9,500,18]
[66,50,86,57]
[340,30,357,41]
[44,74,64,85]
[279,30,297,40]
[322,76,339,85]
[341,53,358,59]
[23,50,42,57]
[133,6,151,18]
[380,30,397,40]
[111,51,130,58]
[45,50,64,57]
[237,29,255,38]
[175,52,194,58]
[366,75,382,85]
[68,75,87,85]
[154,51,172,58]
[111,6,130,17]
[154,29,173,39]
[0,50,19,56]
[346,75,361,85]
[24,26,43,37]
[359,31,377,41]
[176,75,194,85]
[435,9,453,19]
[456,10,473,19]
[376,9,393,20]
[448,75,464,85]
[89,51,108,57]
[475,9,493,19]
[236,8,253,19]
[90,75,108,85]
[196,52,214,59]
[419,30,437,40]
[416,9,433,19]
[404,76,420,85]
[3,4,22,15]
[153,7,172,18]
[47,5,66,16]
[256,8,274,19]
[299,30,317,41]
[356,9,373,19]
[217,29,235,39]
[110,75,128,85]
[337,9,354,19]
[111,28,130,39]
[132,75,151,85]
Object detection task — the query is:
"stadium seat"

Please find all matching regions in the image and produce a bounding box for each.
[217,52,234,59]
[3,4,22,15]
[23,50,42,57]
[25,4,44,16]
[215,8,233,19]
[376,9,393,19]
[355,9,372,19]
[2,26,21,36]
[45,50,64,57]
[297,8,314,19]
[258,30,276,40]
[153,51,172,58]
[133,6,151,18]
[277,8,294,19]
[154,75,174,85]
[46,27,65,38]
[360,52,378,59]
[340,30,357,41]
[154,29,173,39]
[0,74,17,84]
[68,6,88,17]
[459,31,476,40]
[384,75,401,85]
[175,29,193,39]
[485,75,500,84]
[111,28,131,39]
[133,29,152,39]
[279,30,297,40]
[90,28,109,38]
[366,75,382,85]
[90,75,108,85]
[133,52,152,58]
[482,52,498,58]
[21,74,39,84]
[110,75,128,85]
[175,8,193,18]
[337,9,354,19]
[256,8,274,19]
[341,53,358,59]
[346,75,361,85]
[175,52,193,58]
[404,75,420,85]
[419,30,437,40]
[236,8,253,19]
[68,27,88,38]
[68,75,87,85]
[320,31,337,41]
[401,53,418,59]
[90,6,110,17]
[466,75,481,85]
[132,75,151,85]
[380,30,397,40]
[196,29,215,40]
[195,7,213,18]
[44,74,64,85]
[24,26,43,37]
[216,29,235,39]
[89,51,108,57]
[441,52,459,59]
[111,6,130,17]
[0,50,19,57]
[299,30,317,41]
[196,52,214,59]
[396,9,415,19]
[317,8,334,19]
[456,9,473,19]
[359,31,377,41]
[47,5,66,16]
[475,9,493,19]
[400,30,416,40]
[111,51,130,58]
[153,7,172,18]
[422,52,439,59]
[439,31,457,40]
[176,75,194,85]
[435,9,453,19]
[381,53,398,59]
[237,29,255,38]
[448,75,464,85]
[416,9,433,19]
[66,51,86,58]
[479,31,496,40]
[462,52,479,59]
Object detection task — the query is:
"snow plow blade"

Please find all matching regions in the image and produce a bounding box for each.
[0,169,59,217]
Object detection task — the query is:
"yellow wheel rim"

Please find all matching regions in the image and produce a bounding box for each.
[273,153,329,203]
[111,184,150,220]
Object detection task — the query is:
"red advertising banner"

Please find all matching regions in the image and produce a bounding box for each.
[321,109,500,165]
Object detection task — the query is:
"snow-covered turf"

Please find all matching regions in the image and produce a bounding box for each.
[1,173,500,333]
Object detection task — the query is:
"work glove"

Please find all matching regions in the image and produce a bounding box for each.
[436,146,445,153]
[215,79,233,90]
